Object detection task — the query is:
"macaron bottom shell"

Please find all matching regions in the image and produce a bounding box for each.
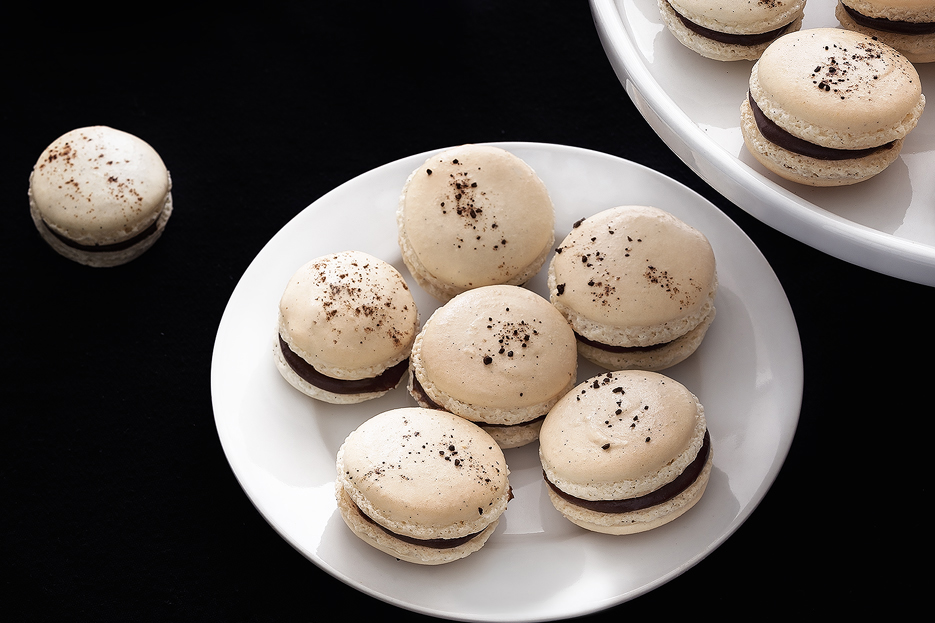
[740,98,904,186]
[29,190,173,268]
[272,333,406,404]
[335,482,500,565]
[544,448,713,535]
[575,307,716,372]
[477,417,544,450]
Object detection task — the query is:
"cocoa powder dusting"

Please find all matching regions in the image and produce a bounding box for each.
[311,254,413,347]
[434,159,511,257]
[809,39,907,100]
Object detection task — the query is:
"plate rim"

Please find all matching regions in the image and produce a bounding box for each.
[210,141,804,621]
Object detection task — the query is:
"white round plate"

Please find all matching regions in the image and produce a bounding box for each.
[211,142,802,622]
[591,0,935,286]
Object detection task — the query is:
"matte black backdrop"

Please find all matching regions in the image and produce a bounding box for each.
[3,2,928,620]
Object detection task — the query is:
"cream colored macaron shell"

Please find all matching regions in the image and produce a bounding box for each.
[741,28,925,186]
[397,145,555,301]
[548,205,717,371]
[659,0,805,61]
[836,0,935,63]
[335,407,511,564]
[539,370,712,535]
[409,285,577,447]
[275,251,419,403]
[28,126,173,267]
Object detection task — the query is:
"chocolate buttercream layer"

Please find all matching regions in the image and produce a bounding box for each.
[43,210,162,252]
[673,4,793,45]
[749,93,894,160]
[481,415,545,429]
[278,334,408,394]
[410,375,445,409]
[575,331,669,354]
[842,4,935,35]
[546,430,710,514]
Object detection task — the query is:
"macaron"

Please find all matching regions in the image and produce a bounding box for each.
[335,407,511,565]
[397,144,555,302]
[539,370,712,535]
[548,205,717,372]
[741,28,926,186]
[408,285,577,449]
[658,0,806,61]
[836,0,935,63]
[28,126,173,267]
[274,251,419,404]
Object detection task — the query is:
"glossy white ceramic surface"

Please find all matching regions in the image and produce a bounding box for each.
[592,0,935,286]
[211,143,803,621]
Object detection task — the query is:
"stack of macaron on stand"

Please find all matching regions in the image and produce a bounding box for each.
[658,0,928,186]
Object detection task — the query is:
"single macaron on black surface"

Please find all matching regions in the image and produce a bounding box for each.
[741,27,926,186]
[836,0,935,63]
[408,285,578,449]
[539,370,712,535]
[396,144,555,302]
[659,0,806,61]
[274,251,419,404]
[548,205,717,372]
[335,407,512,565]
[28,126,173,267]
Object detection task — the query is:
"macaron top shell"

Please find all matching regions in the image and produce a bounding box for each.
[278,251,418,380]
[668,0,806,34]
[843,0,935,22]
[399,144,554,291]
[539,371,707,501]
[752,28,924,149]
[337,407,510,540]
[550,205,716,347]
[416,285,577,414]
[29,126,170,246]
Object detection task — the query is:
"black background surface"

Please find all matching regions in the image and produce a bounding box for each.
[3,2,928,620]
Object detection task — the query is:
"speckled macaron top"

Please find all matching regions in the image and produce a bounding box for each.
[841,0,935,22]
[278,251,419,380]
[548,205,717,348]
[397,145,555,299]
[411,285,577,424]
[539,370,707,501]
[29,126,171,247]
[750,28,925,149]
[336,407,510,540]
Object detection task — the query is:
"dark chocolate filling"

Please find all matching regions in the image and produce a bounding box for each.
[545,430,710,514]
[748,92,894,160]
[480,415,545,429]
[44,213,161,252]
[575,332,669,354]
[409,376,546,427]
[410,375,444,409]
[354,502,486,549]
[672,3,793,46]
[843,4,935,35]
[278,334,409,394]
